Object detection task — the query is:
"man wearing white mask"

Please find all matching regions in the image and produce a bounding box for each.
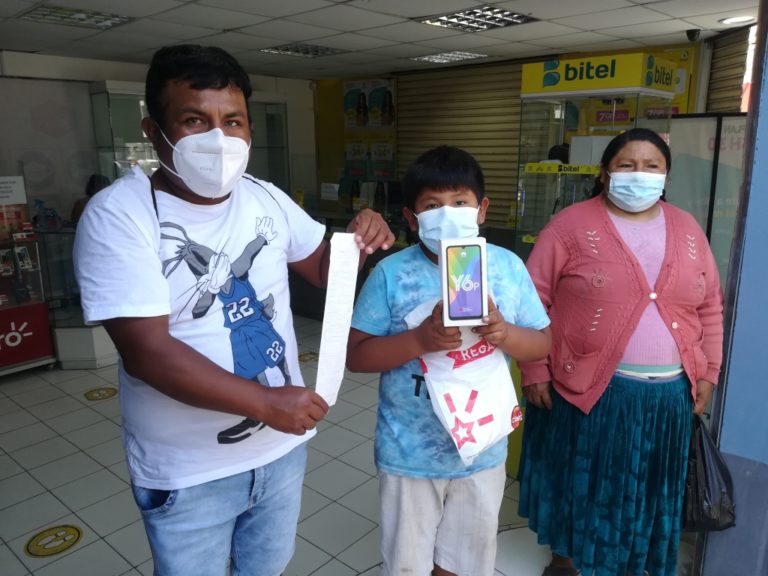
[74,44,393,576]
[346,146,550,576]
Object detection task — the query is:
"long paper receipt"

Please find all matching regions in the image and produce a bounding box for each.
[315,233,360,405]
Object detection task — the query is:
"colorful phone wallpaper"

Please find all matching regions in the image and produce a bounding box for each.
[447,245,483,319]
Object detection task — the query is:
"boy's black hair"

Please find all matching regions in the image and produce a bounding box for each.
[402,146,485,210]
[591,128,672,197]
[145,44,253,131]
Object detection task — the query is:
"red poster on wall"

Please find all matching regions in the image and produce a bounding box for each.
[0,302,53,369]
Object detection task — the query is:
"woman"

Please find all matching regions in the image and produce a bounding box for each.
[71,173,110,225]
[518,128,724,576]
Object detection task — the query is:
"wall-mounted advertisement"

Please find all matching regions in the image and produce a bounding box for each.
[343,79,395,130]
[343,79,396,180]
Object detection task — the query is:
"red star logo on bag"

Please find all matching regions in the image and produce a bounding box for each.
[451,417,476,448]
[443,389,495,448]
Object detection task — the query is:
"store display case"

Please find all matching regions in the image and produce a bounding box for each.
[90,80,158,180]
[514,53,676,259]
[40,230,118,369]
[0,238,55,375]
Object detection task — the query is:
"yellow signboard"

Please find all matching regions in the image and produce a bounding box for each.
[524,163,600,175]
[522,53,677,99]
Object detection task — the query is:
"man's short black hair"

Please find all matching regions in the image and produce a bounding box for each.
[402,146,485,210]
[145,44,253,130]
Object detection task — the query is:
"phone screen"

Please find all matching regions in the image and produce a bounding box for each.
[446,244,483,320]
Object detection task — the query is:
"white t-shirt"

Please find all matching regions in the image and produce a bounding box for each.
[74,167,325,490]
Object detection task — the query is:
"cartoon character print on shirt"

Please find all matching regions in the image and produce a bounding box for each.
[160,217,290,445]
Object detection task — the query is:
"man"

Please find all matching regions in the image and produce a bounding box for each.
[74,44,393,576]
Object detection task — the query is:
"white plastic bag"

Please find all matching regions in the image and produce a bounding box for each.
[405,300,521,466]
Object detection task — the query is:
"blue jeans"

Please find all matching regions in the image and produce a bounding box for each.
[131,443,307,576]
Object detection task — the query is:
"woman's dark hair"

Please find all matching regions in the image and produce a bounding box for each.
[85,174,110,197]
[591,128,671,197]
[402,146,485,210]
[145,44,253,131]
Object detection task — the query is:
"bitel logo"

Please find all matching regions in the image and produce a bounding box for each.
[542,59,560,87]
[0,321,33,350]
[644,54,674,88]
[645,54,655,87]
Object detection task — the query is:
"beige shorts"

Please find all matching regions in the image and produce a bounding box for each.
[379,463,506,576]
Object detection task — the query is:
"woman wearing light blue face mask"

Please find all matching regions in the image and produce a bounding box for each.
[517,128,724,576]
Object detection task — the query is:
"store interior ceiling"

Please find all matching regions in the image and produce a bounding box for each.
[0,0,760,79]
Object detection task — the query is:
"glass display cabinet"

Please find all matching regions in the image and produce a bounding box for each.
[39,230,119,369]
[515,53,676,259]
[90,80,158,180]
[0,237,55,375]
[248,101,291,193]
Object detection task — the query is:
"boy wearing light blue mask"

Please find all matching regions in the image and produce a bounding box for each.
[347,146,551,576]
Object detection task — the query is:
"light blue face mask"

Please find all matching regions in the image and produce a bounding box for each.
[607,171,667,213]
[416,206,479,254]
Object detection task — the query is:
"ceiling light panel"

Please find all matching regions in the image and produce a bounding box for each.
[20,5,132,30]
[259,43,347,58]
[411,50,488,63]
[418,5,537,33]
[718,15,756,25]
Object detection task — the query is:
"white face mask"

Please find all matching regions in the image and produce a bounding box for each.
[607,171,666,213]
[416,206,479,254]
[158,127,250,199]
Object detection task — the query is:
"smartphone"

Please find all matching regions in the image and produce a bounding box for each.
[446,244,484,321]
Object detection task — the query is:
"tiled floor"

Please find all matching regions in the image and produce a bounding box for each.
[0,315,693,575]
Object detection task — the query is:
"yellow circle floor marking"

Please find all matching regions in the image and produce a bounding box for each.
[26,525,82,557]
[83,387,117,401]
[299,352,319,363]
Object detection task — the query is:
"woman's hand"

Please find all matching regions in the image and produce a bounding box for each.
[694,379,715,415]
[523,381,553,410]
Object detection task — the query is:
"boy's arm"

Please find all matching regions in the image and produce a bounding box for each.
[347,302,462,373]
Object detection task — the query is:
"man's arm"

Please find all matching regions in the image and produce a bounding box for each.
[103,315,328,434]
[289,208,394,288]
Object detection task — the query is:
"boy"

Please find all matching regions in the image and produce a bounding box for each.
[347,146,551,576]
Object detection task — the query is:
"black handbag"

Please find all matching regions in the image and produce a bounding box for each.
[682,415,736,531]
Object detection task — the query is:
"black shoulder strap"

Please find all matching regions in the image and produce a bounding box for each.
[242,174,282,209]
[149,176,159,220]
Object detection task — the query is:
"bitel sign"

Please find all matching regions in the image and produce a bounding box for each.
[521,53,677,99]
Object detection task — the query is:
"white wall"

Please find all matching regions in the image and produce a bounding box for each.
[0,50,318,196]
[0,75,97,220]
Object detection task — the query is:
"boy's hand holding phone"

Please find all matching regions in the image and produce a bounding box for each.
[414,301,462,354]
[472,298,509,346]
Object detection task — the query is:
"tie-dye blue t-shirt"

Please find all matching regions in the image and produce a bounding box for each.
[351,243,550,479]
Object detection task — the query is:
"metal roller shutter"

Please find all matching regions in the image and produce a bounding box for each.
[396,62,522,226]
[706,28,750,112]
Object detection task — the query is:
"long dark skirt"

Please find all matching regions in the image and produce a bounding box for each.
[518,374,693,576]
